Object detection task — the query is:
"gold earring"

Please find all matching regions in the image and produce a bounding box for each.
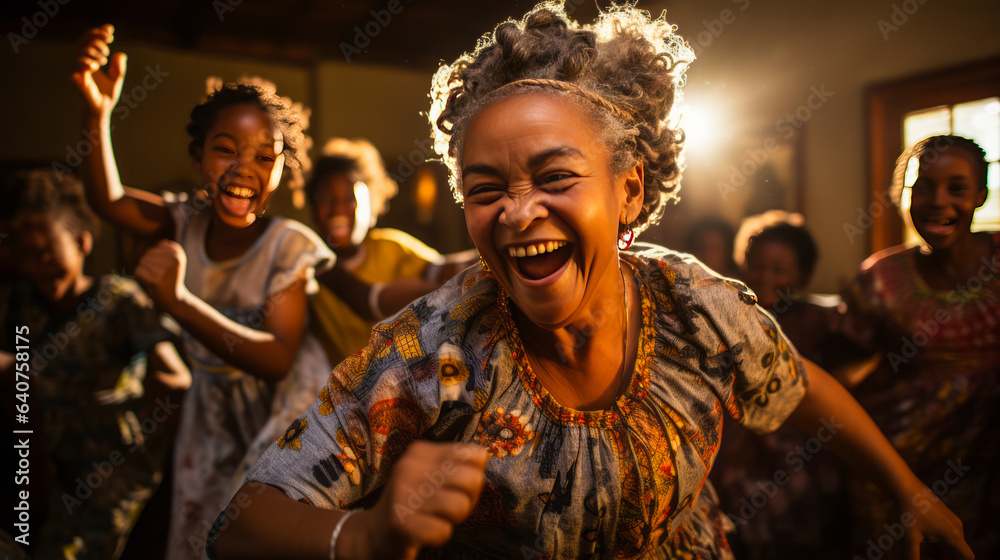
[479,255,490,273]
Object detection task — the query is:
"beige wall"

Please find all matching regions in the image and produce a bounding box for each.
[3,1,999,290]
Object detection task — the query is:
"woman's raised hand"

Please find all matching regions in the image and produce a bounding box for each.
[355,441,488,560]
[71,24,127,116]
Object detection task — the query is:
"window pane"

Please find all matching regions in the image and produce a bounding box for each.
[953,97,1000,162]
[973,162,1000,231]
[904,106,951,148]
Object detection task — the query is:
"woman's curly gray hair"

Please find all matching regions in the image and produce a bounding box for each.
[429,1,694,235]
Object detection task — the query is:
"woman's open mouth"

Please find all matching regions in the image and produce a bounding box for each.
[506,240,572,281]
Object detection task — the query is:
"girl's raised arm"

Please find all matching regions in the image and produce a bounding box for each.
[72,24,172,238]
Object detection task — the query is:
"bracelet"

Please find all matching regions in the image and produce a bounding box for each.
[328,510,356,560]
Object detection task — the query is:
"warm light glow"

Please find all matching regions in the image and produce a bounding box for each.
[678,103,725,157]
[414,166,437,224]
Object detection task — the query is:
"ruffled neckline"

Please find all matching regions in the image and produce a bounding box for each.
[503,255,657,429]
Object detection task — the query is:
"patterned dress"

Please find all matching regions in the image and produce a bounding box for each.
[1,275,179,559]
[164,199,334,560]
[842,232,1000,557]
[227,246,807,559]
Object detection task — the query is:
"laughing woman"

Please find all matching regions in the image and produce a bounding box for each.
[211,4,971,559]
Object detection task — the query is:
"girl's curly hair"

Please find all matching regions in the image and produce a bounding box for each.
[889,134,988,208]
[429,1,694,235]
[187,79,312,195]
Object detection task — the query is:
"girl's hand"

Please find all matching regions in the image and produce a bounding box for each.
[897,484,974,559]
[136,240,191,315]
[71,24,127,116]
[354,441,488,560]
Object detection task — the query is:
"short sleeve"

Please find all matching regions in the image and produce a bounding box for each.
[245,296,480,509]
[266,220,335,297]
[365,229,442,279]
[644,250,808,435]
[162,191,201,240]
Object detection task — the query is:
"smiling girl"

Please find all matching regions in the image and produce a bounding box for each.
[842,135,1000,556]
[73,25,333,560]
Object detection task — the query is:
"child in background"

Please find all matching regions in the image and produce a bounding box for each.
[308,138,476,365]
[842,135,1000,557]
[0,169,189,559]
[73,25,333,559]
[711,211,859,559]
[735,211,838,363]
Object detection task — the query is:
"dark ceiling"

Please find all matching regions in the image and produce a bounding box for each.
[2,0,612,70]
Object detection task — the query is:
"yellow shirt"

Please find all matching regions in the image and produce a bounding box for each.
[311,228,441,366]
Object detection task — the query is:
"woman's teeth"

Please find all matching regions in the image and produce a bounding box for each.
[507,240,567,258]
[224,186,255,199]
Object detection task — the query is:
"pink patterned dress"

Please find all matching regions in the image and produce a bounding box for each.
[842,232,1000,556]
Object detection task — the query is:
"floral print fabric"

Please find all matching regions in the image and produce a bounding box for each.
[244,246,807,559]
